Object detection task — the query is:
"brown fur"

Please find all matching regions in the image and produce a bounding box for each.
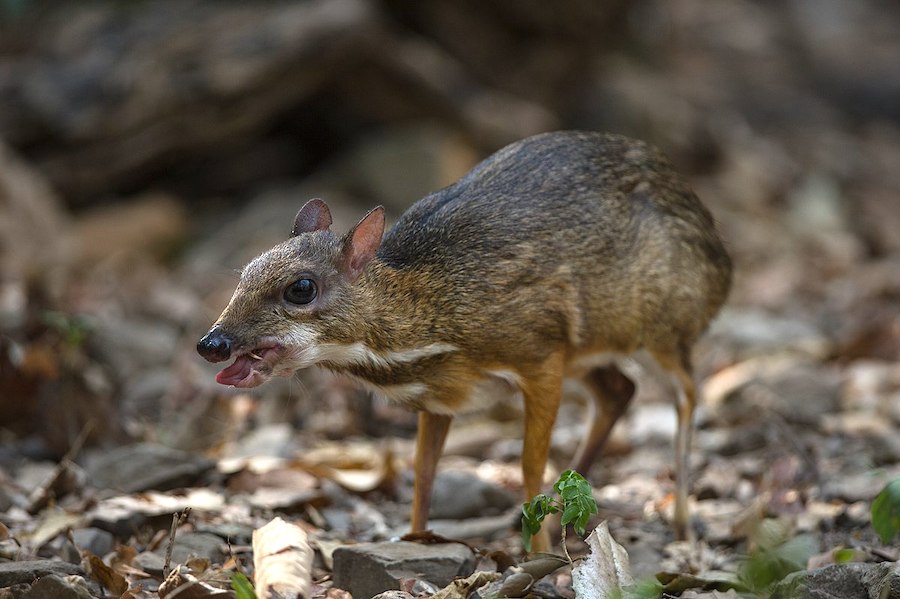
[198,131,732,549]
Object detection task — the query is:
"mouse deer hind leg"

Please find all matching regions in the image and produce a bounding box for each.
[570,363,636,475]
[651,345,697,541]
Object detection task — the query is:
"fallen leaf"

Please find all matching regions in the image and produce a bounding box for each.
[86,552,129,596]
[158,565,232,598]
[432,570,501,599]
[571,521,634,599]
[26,506,85,549]
[252,517,313,599]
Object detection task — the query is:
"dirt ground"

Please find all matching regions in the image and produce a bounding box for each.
[1,1,898,597]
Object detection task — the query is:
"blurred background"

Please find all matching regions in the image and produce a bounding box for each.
[0,0,898,529]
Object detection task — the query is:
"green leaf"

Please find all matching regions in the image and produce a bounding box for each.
[522,471,598,549]
[624,577,664,599]
[522,494,558,550]
[871,479,900,544]
[737,534,815,593]
[833,547,856,563]
[554,470,588,500]
[42,310,91,348]
[231,572,257,599]
[554,471,597,537]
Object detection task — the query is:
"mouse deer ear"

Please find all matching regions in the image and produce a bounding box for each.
[341,206,384,281]
[292,199,333,236]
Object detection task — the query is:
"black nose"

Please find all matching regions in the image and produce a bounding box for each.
[197,327,233,363]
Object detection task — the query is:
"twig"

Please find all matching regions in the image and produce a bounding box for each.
[163,508,192,579]
[560,524,572,564]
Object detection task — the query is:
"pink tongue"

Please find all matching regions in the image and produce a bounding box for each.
[216,355,254,386]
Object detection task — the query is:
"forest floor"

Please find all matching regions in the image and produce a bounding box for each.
[1,1,899,598]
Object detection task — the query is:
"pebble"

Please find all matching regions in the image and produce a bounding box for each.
[332,541,475,598]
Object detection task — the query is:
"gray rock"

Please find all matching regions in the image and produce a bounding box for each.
[193,522,255,546]
[716,360,841,426]
[85,505,149,540]
[83,442,214,493]
[860,562,900,599]
[707,309,830,359]
[822,471,895,504]
[156,531,228,565]
[222,423,294,460]
[89,316,181,382]
[0,560,84,587]
[332,541,475,598]
[426,512,517,543]
[771,562,900,599]
[0,481,20,512]
[22,573,94,599]
[0,0,376,202]
[329,124,477,214]
[71,528,115,558]
[133,551,167,577]
[429,470,515,520]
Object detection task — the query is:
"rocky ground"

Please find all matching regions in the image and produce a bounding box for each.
[1,1,899,597]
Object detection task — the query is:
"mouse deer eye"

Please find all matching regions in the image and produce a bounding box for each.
[284,278,317,305]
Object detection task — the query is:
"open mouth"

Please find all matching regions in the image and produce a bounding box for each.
[216,344,284,388]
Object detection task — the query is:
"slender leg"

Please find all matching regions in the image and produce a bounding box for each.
[411,411,453,532]
[521,352,564,553]
[653,346,697,541]
[672,366,696,540]
[570,364,636,475]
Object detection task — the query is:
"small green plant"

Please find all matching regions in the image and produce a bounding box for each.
[871,479,900,544]
[737,530,816,594]
[231,572,257,599]
[42,310,91,349]
[521,469,598,552]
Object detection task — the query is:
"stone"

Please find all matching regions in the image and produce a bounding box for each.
[0,140,71,333]
[426,513,518,543]
[83,442,214,493]
[429,470,515,520]
[332,541,475,598]
[71,527,115,558]
[0,560,84,587]
[156,532,228,565]
[705,309,830,360]
[859,562,900,599]
[0,0,376,202]
[21,573,94,599]
[193,522,255,546]
[133,551,167,577]
[328,124,478,214]
[770,562,900,599]
[711,358,841,426]
[222,423,295,460]
[89,317,182,383]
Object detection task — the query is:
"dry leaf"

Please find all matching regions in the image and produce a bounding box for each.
[252,517,313,599]
[572,521,634,599]
[86,552,129,596]
[432,570,501,599]
[518,555,570,580]
[26,507,85,549]
[296,442,397,493]
[158,565,232,599]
